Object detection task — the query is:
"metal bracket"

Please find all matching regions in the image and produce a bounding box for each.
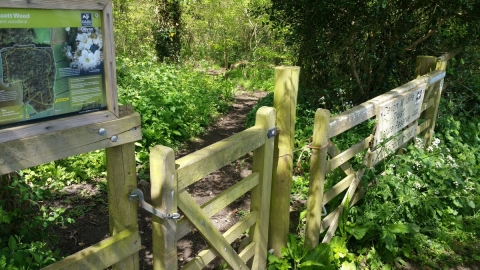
[128,189,180,220]
[267,127,278,139]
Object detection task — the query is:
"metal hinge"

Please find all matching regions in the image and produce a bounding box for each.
[128,189,181,220]
[267,127,278,139]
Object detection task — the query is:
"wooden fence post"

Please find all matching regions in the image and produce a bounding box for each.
[106,105,140,270]
[305,109,330,249]
[106,142,139,270]
[249,106,276,269]
[414,56,447,145]
[269,66,300,256]
[150,145,178,270]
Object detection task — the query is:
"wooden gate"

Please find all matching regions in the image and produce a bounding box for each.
[304,57,448,248]
[149,106,276,270]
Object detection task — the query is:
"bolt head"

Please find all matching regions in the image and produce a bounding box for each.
[111,135,118,142]
[98,128,106,136]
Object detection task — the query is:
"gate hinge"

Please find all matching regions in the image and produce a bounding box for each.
[267,127,278,139]
[128,189,181,220]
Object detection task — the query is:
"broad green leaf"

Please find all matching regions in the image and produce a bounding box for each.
[8,236,17,251]
[345,223,371,240]
[341,261,357,270]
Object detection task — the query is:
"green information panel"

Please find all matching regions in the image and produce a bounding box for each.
[0,8,106,126]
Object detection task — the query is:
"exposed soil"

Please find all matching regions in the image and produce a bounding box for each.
[49,90,268,269]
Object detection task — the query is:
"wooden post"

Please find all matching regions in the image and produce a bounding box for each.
[305,109,330,249]
[414,56,447,145]
[151,146,178,270]
[413,56,437,78]
[249,106,276,269]
[269,66,300,256]
[106,142,139,270]
[424,60,447,145]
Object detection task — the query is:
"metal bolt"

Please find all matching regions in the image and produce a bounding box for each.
[111,135,118,142]
[98,128,106,136]
[131,127,136,131]
[201,220,205,226]
[224,247,227,251]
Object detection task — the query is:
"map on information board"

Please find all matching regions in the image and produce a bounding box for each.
[0,8,106,126]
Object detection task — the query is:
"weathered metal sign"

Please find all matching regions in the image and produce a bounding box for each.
[373,87,425,146]
[369,122,418,167]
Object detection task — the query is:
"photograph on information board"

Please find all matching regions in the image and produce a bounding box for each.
[0,8,106,127]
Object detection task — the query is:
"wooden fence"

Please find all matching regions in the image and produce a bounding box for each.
[149,106,276,270]
[303,55,449,248]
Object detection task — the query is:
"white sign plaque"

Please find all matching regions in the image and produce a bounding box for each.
[374,88,425,146]
[369,122,418,166]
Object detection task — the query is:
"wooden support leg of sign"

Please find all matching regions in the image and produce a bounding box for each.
[106,107,139,270]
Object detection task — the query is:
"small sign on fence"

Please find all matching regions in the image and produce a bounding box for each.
[373,87,425,147]
[369,122,418,166]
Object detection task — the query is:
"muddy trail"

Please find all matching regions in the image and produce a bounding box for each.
[50,90,269,269]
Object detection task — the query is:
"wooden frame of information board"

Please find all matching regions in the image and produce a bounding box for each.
[0,0,119,137]
[1,2,142,269]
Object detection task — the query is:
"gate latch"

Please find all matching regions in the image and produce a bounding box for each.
[128,189,181,220]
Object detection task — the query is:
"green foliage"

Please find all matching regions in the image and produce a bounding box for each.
[0,175,72,269]
[117,57,235,172]
[226,64,275,92]
[267,0,480,107]
[267,234,355,269]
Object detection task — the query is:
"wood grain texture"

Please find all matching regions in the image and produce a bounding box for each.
[0,113,141,174]
[42,229,140,270]
[249,106,275,269]
[182,213,257,270]
[106,142,139,270]
[329,70,445,138]
[102,0,120,117]
[305,109,330,249]
[150,146,178,270]
[176,172,259,240]
[326,135,372,173]
[1,0,107,10]
[0,111,117,144]
[176,126,265,190]
[178,190,249,270]
[270,66,300,256]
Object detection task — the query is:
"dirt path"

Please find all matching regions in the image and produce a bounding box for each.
[51,90,268,269]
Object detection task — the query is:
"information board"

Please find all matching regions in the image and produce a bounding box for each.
[0,8,107,126]
[373,88,425,146]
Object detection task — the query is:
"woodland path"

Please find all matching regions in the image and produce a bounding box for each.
[51,90,268,269]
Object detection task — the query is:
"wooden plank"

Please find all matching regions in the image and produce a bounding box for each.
[176,173,259,240]
[1,1,108,10]
[150,146,178,270]
[327,143,354,176]
[305,109,330,249]
[369,123,418,167]
[249,106,275,269]
[176,126,265,190]
[182,213,257,270]
[421,98,435,113]
[323,174,355,205]
[106,142,139,270]
[239,242,256,264]
[41,229,141,270]
[319,187,364,233]
[201,172,259,221]
[418,119,431,134]
[328,70,445,138]
[374,88,425,146]
[102,0,119,117]
[326,136,372,173]
[322,169,364,243]
[178,190,249,270]
[270,66,300,256]
[0,113,141,174]
[0,111,117,144]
